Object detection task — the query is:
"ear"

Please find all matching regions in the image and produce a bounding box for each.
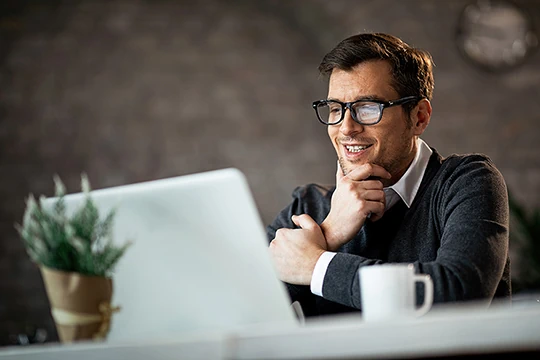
[411,99,432,136]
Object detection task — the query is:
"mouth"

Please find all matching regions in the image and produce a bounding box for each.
[344,144,372,153]
[341,143,373,161]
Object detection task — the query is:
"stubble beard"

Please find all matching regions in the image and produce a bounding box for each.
[338,157,350,176]
[338,155,391,177]
[337,140,415,184]
[336,115,415,180]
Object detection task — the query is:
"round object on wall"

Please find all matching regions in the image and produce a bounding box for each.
[456,0,538,73]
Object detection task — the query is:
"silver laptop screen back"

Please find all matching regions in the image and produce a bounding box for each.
[41,168,297,342]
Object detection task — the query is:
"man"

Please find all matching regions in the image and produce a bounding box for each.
[267,33,511,317]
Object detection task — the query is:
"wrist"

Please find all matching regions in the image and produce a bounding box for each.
[320,219,340,251]
[300,249,326,285]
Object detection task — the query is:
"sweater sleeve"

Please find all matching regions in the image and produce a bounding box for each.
[266,186,310,305]
[419,155,509,302]
[321,155,510,309]
[266,184,333,310]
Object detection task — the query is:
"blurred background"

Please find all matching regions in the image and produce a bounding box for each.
[1,0,539,345]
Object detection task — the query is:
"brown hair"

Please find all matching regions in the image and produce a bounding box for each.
[319,33,434,114]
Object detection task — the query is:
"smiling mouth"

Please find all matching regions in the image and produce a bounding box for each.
[345,144,373,153]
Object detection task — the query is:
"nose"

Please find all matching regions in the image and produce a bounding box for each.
[339,108,364,136]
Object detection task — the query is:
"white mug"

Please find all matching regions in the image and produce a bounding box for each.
[358,263,433,322]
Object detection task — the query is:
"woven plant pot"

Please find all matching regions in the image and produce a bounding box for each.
[40,266,119,343]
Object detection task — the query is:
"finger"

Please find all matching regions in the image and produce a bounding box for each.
[291,214,318,230]
[347,163,391,181]
[346,163,391,181]
[359,180,385,190]
[336,160,344,187]
[365,201,386,222]
[360,189,385,201]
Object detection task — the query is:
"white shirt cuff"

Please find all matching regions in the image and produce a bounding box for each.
[310,251,337,297]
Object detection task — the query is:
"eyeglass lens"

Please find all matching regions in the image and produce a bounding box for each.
[317,101,381,125]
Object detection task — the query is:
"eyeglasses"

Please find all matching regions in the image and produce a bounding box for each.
[312,96,419,126]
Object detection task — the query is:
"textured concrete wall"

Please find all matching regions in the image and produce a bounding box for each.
[1,0,539,344]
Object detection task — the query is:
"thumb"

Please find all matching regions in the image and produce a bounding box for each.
[336,160,344,188]
[292,214,318,230]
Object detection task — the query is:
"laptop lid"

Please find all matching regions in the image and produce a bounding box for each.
[40,168,298,342]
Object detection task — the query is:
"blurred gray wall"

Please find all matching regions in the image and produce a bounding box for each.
[1,0,539,344]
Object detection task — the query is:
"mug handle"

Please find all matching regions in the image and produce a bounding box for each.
[414,274,433,317]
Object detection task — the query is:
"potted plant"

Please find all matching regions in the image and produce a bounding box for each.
[15,174,131,343]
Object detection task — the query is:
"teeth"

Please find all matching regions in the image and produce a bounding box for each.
[346,145,369,152]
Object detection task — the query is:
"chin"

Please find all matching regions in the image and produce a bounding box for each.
[339,157,365,176]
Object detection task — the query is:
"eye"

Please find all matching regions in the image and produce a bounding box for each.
[328,104,341,113]
[358,104,379,117]
[353,102,381,123]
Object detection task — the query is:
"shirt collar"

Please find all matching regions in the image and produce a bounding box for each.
[387,138,432,208]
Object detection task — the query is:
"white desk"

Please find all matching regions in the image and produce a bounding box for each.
[1,300,539,359]
[0,331,227,360]
[230,300,540,359]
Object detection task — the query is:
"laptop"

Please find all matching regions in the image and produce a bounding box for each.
[40,168,299,342]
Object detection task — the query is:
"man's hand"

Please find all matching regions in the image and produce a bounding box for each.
[321,162,391,251]
[268,214,327,285]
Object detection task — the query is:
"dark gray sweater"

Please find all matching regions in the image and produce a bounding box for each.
[266,149,511,316]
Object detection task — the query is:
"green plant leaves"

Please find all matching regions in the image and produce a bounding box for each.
[15,175,131,277]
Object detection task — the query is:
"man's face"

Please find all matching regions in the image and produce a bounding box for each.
[327,60,419,185]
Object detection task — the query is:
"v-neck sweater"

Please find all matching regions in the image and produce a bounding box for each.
[267,148,511,316]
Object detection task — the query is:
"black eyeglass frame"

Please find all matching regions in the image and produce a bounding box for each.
[312,96,419,126]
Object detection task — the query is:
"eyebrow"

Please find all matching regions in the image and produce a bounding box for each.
[326,95,384,102]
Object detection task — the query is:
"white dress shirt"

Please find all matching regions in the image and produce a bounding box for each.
[310,138,433,297]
